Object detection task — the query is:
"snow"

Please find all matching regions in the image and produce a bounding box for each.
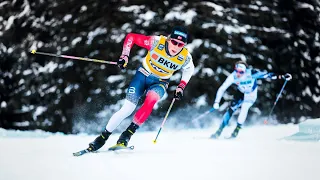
[37,61,58,74]
[17,0,31,18]
[202,67,214,76]
[21,105,34,112]
[209,42,222,52]
[195,94,208,107]
[201,2,224,11]
[201,22,216,28]
[80,5,87,12]
[63,14,72,22]
[23,69,33,75]
[106,75,125,83]
[224,53,247,61]
[0,1,9,7]
[86,27,107,44]
[297,2,314,10]
[64,85,73,94]
[164,9,197,25]
[119,5,145,13]
[5,16,15,30]
[222,24,248,34]
[313,95,320,103]
[139,10,156,27]
[186,39,203,53]
[13,121,30,127]
[33,106,47,119]
[0,125,320,180]
[243,36,257,44]
[71,37,82,45]
[1,101,7,108]
[249,5,259,10]
[19,79,25,85]
[302,86,312,97]
[92,88,101,94]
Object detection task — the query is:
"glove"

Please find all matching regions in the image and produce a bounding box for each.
[174,87,183,101]
[213,102,219,109]
[282,73,292,81]
[117,55,129,69]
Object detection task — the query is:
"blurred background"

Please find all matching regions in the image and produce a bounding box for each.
[0,0,319,134]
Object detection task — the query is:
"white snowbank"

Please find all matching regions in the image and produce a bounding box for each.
[283,118,320,142]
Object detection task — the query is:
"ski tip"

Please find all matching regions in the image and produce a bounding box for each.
[73,152,84,157]
[31,50,36,54]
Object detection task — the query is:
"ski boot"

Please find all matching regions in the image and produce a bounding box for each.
[108,122,139,151]
[210,121,227,139]
[210,127,223,139]
[88,129,112,152]
[229,123,242,139]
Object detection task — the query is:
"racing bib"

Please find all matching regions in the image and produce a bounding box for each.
[142,35,188,79]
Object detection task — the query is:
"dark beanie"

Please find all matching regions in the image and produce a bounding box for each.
[170,26,188,43]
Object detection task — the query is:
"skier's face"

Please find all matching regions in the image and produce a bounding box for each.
[167,38,185,56]
[234,68,245,78]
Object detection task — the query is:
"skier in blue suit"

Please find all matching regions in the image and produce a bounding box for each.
[210,61,292,139]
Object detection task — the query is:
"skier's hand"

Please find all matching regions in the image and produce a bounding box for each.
[213,102,219,109]
[282,73,292,81]
[117,55,129,69]
[174,87,183,100]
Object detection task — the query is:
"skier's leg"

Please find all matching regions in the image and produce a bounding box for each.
[210,91,244,139]
[89,71,146,151]
[231,89,257,138]
[116,80,168,146]
[230,102,253,138]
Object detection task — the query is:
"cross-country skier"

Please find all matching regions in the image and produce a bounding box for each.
[87,26,194,151]
[210,61,292,139]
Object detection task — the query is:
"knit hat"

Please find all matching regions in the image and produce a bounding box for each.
[170,26,188,43]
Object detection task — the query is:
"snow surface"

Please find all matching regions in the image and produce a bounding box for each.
[0,125,319,180]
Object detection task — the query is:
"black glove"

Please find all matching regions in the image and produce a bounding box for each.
[174,87,183,101]
[117,55,128,69]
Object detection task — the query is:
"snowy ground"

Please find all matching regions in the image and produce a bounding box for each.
[0,125,319,180]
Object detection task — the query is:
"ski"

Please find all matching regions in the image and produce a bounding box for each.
[73,148,93,157]
[108,145,134,151]
[73,145,134,156]
[224,136,236,140]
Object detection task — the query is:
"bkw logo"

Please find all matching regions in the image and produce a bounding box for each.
[157,57,179,70]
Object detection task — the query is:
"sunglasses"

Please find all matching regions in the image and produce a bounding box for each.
[234,69,245,74]
[170,39,185,47]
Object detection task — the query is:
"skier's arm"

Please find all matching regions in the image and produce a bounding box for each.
[177,54,195,90]
[251,69,292,80]
[251,69,274,79]
[214,74,234,104]
[121,33,155,56]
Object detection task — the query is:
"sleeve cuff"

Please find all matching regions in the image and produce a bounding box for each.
[178,80,187,90]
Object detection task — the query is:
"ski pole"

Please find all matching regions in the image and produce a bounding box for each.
[264,80,288,124]
[153,98,176,144]
[30,50,118,65]
[191,108,215,123]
